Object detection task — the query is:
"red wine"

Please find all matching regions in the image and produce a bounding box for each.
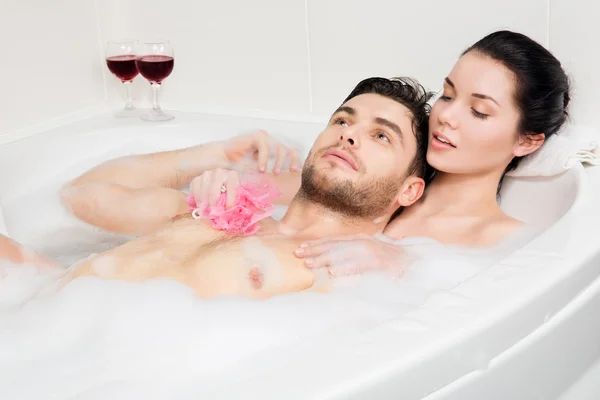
[136,55,174,84]
[106,55,139,82]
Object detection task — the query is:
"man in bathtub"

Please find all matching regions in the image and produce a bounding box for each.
[1,77,432,299]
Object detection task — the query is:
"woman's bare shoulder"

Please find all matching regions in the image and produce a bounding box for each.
[474,214,527,247]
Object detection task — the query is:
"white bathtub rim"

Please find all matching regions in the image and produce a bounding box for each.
[422,263,600,400]
[0,108,327,148]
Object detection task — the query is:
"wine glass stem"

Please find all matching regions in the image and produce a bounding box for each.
[123,81,134,110]
[151,83,162,111]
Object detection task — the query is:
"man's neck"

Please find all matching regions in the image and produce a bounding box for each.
[278,196,389,239]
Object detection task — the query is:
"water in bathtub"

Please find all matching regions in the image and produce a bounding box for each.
[0,145,540,399]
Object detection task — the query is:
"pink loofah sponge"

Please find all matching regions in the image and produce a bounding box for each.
[184,173,281,235]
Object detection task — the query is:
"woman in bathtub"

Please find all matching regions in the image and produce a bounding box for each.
[198,30,572,276]
[297,30,570,274]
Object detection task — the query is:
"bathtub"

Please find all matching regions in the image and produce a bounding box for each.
[0,111,599,399]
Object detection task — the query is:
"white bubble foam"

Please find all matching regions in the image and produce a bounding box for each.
[0,260,64,309]
[0,237,489,398]
[0,145,498,399]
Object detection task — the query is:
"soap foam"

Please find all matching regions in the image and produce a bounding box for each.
[0,240,485,398]
[0,260,64,308]
[0,145,492,398]
[3,180,137,267]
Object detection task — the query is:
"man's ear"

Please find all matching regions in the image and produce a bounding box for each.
[396,176,425,207]
[514,132,545,157]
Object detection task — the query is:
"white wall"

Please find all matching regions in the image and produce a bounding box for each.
[550,0,600,128]
[98,0,549,120]
[97,0,312,118]
[306,0,548,115]
[0,1,106,138]
[1,0,598,139]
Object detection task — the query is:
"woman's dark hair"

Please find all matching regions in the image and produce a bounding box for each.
[462,30,571,193]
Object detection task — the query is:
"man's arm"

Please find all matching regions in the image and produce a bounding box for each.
[63,169,302,236]
[61,142,235,236]
[69,142,228,191]
[61,181,189,236]
[61,132,301,236]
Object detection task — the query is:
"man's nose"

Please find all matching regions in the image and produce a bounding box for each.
[339,125,361,147]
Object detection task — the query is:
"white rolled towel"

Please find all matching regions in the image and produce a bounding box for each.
[507,125,600,177]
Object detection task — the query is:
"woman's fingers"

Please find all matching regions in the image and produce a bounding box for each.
[297,234,366,250]
[294,235,396,277]
[296,243,356,269]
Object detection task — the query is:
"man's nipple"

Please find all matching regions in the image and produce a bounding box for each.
[248,266,264,290]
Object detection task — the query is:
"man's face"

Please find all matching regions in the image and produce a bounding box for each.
[301,93,419,218]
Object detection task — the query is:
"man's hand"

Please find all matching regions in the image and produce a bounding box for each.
[220,130,302,175]
[190,168,242,210]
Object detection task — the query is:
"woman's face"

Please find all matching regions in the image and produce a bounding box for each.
[427,51,543,176]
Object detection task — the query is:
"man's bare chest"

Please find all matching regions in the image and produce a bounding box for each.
[71,220,317,298]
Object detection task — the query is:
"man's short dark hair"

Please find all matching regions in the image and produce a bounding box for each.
[342,77,434,179]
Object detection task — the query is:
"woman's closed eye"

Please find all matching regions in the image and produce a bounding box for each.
[471,108,489,119]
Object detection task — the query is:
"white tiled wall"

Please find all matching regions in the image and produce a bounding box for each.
[0,1,106,138]
[97,0,311,117]
[98,0,551,120]
[550,0,600,128]
[2,0,599,138]
[307,0,548,115]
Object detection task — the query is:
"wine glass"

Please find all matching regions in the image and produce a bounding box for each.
[136,41,175,122]
[105,40,139,118]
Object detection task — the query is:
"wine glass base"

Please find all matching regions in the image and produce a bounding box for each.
[140,109,175,122]
[113,107,139,118]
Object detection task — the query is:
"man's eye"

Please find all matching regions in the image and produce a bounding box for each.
[376,133,390,143]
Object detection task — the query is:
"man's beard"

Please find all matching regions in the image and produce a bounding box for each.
[298,162,403,219]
